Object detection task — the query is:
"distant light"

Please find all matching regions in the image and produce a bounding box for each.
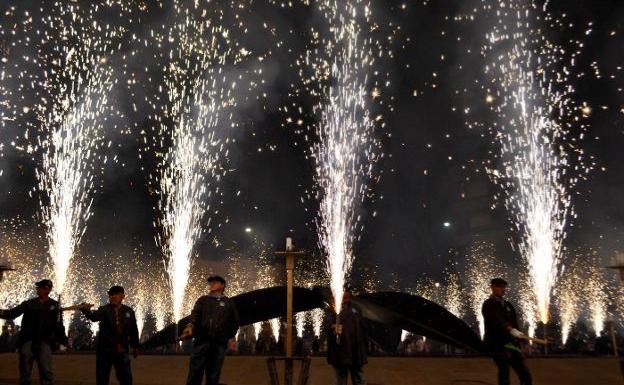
[443,222,451,228]
[245,227,252,233]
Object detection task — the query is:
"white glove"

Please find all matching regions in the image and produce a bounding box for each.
[510,328,525,339]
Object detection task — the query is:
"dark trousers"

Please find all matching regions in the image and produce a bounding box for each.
[493,350,532,385]
[96,351,133,385]
[332,365,366,385]
[186,340,226,385]
[19,341,53,385]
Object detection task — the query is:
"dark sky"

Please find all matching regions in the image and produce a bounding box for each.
[1,0,623,287]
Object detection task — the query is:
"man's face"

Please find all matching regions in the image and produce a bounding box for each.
[36,285,51,298]
[209,280,225,292]
[108,293,125,306]
[491,285,507,297]
[343,292,353,305]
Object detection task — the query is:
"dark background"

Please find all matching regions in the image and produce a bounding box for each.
[0,0,623,287]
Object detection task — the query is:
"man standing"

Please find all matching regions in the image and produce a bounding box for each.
[0,279,67,385]
[482,278,533,385]
[326,289,368,385]
[80,286,140,385]
[180,275,239,385]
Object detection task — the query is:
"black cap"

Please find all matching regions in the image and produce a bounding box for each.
[207,275,226,286]
[35,279,53,288]
[490,278,508,287]
[107,286,125,295]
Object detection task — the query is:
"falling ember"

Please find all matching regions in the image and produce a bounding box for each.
[482,1,588,324]
[312,0,378,315]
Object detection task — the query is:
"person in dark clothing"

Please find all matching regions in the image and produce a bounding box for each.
[482,278,533,385]
[0,279,67,385]
[79,286,140,385]
[180,275,240,385]
[325,290,368,385]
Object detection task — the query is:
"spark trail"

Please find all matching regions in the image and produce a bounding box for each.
[312,0,377,314]
[482,0,589,324]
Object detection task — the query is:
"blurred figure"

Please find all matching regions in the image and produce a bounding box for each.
[325,289,368,385]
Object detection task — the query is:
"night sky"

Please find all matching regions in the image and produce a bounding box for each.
[1,0,623,288]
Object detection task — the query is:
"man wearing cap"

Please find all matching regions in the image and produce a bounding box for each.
[482,278,533,385]
[0,279,67,385]
[180,275,240,385]
[79,286,140,385]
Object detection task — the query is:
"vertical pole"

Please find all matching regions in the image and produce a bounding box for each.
[285,254,294,385]
[286,254,294,358]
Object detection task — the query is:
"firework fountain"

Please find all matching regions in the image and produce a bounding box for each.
[483,0,588,326]
[465,241,504,338]
[311,0,378,315]
[585,265,608,336]
[35,5,115,301]
[154,2,236,323]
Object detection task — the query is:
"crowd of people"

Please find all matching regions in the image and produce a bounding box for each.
[1,276,622,385]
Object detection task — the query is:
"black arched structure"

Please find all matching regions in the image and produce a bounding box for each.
[141,286,484,352]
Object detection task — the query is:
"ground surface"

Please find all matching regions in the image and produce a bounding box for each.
[0,354,622,385]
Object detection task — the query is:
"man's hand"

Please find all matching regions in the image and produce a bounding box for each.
[180,324,193,340]
[227,339,237,352]
[510,328,526,339]
[132,348,140,358]
[79,303,94,311]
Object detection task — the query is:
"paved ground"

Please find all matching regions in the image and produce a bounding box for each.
[0,354,622,385]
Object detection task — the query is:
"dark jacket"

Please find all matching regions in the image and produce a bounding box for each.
[189,294,239,345]
[325,302,368,367]
[82,304,140,353]
[0,297,67,347]
[482,295,519,352]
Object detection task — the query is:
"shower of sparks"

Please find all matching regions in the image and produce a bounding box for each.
[481,0,591,324]
[517,271,538,338]
[269,317,281,341]
[443,272,464,319]
[557,263,581,344]
[153,1,239,323]
[0,220,47,328]
[253,322,262,340]
[28,2,119,297]
[311,308,324,337]
[585,265,608,336]
[295,311,305,338]
[311,0,380,315]
[465,241,504,338]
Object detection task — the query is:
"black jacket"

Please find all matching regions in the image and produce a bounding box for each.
[82,304,140,353]
[482,295,519,352]
[0,297,67,347]
[189,294,239,345]
[325,303,368,367]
